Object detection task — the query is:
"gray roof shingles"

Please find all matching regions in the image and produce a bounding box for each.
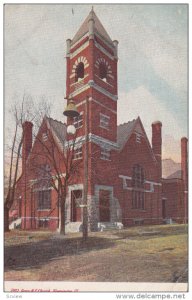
[117,119,137,149]
[71,9,114,46]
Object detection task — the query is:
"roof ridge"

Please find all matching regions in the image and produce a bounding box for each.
[47,116,66,126]
[71,9,114,46]
[118,119,136,127]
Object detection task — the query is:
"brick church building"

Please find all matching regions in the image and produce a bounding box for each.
[11,9,188,231]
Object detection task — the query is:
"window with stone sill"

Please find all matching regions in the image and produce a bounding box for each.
[73,146,83,160]
[100,113,110,129]
[101,148,110,160]
[73,113,83,129]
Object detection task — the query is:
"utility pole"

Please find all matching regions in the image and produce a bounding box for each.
[82,96,89,241]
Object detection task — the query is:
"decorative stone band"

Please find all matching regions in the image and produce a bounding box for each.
[70,33,89,50]
[119,175,162,193]
[94,40,115,60]
[88,80,118,101]
[21,217,59,220]
[76,97,117,114]
[69,31,115,60]
[94,32,116,53]
[95,74,114,88]
[69,80,118,101]
[65,133,119,151]
[70,40,89,59]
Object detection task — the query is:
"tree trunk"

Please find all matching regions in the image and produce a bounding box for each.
[58,194,66,235]
[4,205,10,232]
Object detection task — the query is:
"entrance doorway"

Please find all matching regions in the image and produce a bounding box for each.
[99,190,110,222]
[71,190,82,222]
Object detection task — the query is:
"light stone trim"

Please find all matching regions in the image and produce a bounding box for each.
[72,56,89,73]
[94,32,115,53]
[89,133,119,150]
[70,74,89,87]
[69,84,90,98]
[95,41,114,61]
[94,185,121,223]
[119,175,162,193]
[65,133,119,151]
[70,41,89,59]
[75,97,117,114]
[70,32,89,49]
[108,74,114,79]
[95,74,114,88]
[69,80,118,101]
[88,80,118,101]
[21,217,59,220]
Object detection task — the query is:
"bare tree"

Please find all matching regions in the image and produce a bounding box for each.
[4,94,51,232]
[4,99,25,232]
[30,118,83,235]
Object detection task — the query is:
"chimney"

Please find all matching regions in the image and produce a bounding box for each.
[152,121,162,179]
[22,121,33,172]
[181,137,188,191]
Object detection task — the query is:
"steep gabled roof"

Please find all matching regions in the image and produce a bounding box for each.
[117,119,137,149]
[71,8,114,46]
[45,117,67,150]
[117,117,157,162]
[46,117,67,144]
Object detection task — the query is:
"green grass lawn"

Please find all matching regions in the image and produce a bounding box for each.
[4,224,188,282]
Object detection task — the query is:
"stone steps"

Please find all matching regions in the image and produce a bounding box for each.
[97,222,123,231]
[9,218,22,230]
[65,222,83,233]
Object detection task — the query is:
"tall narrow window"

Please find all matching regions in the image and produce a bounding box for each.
[37,189,51,210]
[99,62,107,82]
[73,112,83,129]
[73,146,83,160]
[101,147,110,160]
[75,62,84,82]
[132,165,145,210]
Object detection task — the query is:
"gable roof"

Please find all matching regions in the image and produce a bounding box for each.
[45,117,67,150]
[46,117,67,144]
[71,9,114,46]
[117,119,137,149]
[117,117,157,162]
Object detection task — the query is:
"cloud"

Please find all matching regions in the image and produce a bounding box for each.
[118,86,185,161]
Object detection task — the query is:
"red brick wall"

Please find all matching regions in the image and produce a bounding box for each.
[162,179,187,223]
[115,132,162,226]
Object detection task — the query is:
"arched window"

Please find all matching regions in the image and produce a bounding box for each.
[99,62,107,82]
[132,165,145,210]
[75,62,84,82]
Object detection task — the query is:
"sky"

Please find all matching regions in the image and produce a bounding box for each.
[4,4,188,162]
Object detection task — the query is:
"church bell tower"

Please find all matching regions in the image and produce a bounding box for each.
[65,8,118,144]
